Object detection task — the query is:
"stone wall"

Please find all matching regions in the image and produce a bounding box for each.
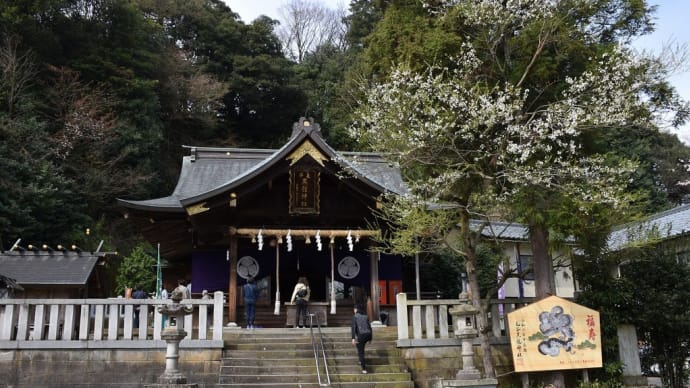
[402,340,517,388]
[0,348,222,387]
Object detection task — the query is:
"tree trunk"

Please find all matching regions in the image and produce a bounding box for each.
[466,248,496,378]
[529,223,564,388]
[461,212,496,378]
[529,225,552,299]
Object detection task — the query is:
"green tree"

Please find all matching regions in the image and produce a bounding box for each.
[294,43,358,149]
[578,243,690,388]
[0,115,88,244]
[358,0,462,75]
[344,0,385,51]
[0,35,89,245]
[0,0,313,250]
[621,249,690,388]
[115,244,157,296]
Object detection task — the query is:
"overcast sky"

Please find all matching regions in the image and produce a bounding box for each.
[224,0,690,143]
[224,0,345,23]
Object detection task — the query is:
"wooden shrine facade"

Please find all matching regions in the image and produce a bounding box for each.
[118,118,408,326]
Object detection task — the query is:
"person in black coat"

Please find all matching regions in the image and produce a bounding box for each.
[243,277,259,329]
[351,304,372,374]
[131,285,147,328]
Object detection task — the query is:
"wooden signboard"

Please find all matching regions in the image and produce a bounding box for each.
[507,295,602,372]
[289,168,320,215]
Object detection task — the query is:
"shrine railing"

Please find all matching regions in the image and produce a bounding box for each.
[0,291,224,349]
[395,293,536,347]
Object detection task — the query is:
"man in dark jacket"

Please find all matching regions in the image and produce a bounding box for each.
[131,285,147,328]
[351,304,372,374]
[243,277,259,329]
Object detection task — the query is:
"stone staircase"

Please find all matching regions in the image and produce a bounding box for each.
[219,326,414,387]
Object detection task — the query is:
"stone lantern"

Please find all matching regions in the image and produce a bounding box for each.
[150,288,196,387]
[443,294,498,388]
[449,298,481,380]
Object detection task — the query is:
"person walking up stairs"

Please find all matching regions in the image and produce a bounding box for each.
[218,326,413,387]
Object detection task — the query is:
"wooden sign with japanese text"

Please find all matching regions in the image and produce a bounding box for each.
[289,168,320,215]
[507,295,602,372]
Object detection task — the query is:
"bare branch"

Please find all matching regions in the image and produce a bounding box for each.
[0,36,37,118]
[277,0,347,62]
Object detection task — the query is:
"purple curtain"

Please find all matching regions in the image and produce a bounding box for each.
[191,250,230,293]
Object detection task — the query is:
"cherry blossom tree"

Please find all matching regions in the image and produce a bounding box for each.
[350,0,686,381]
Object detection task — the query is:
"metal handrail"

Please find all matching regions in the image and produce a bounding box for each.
[308,312,331,386]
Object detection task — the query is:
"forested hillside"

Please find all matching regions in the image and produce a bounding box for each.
[1,0,689,257]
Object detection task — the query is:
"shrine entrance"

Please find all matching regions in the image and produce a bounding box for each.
[119,118,407,327]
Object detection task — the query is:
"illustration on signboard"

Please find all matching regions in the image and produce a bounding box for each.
[507,296,602,372]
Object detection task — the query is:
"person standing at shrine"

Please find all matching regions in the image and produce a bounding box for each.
[243,277,258,329]
[131,285,147,328]
[174,279,188,299]
[290,277,310,328]
[351,304,372,374]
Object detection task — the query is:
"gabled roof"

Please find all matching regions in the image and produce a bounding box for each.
[118,118,407,212]
[473,220,530,241]
[0,251,105,286]
[607,203,690,251]
[475,203,690,250]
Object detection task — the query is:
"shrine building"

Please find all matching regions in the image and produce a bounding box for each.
[118,118,407,327]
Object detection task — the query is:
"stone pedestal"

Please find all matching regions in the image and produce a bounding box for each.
[440,296,497,388]
[147,288,196,387]
[158,328,189,384]
[449,300,481,380]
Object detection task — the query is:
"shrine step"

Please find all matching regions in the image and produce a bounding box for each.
[218,327,414,388]
[241,303,358,328]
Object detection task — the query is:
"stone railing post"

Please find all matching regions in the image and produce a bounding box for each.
[396,292,408,340]
[213,291,223,341]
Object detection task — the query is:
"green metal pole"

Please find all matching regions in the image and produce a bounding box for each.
[156,243,162,298]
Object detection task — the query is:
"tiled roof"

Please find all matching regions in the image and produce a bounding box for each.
[471,220,530,241]
[0,251,102,286]
[119,119,407,211]
[607,204,690,251]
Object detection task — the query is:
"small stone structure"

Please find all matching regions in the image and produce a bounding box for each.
[439,293,498,388]
[147,288,197,387]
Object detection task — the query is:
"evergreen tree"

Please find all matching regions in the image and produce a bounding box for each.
[115,244,157,296]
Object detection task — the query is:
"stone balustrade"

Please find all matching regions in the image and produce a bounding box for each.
[395,293,537,347]
[395,293,463,347]
[0,291,224,349]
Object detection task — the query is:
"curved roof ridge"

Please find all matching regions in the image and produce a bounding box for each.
[119,118,409,211]
[180,129,310,205]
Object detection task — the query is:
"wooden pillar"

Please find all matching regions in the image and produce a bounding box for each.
[330,242,336,314]
[370,248,380,323]
[274,240,281,315]
[227,235,238,324]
